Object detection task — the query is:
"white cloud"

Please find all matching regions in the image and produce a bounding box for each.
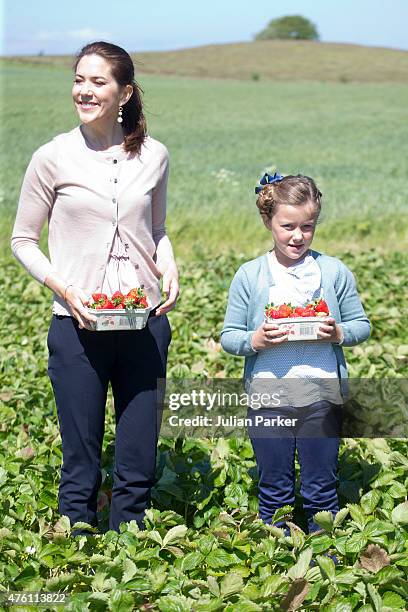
[34,28,112,43]
[67,28,112,40]
[35,31,61,41]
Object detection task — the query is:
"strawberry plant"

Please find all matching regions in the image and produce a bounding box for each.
[0,248,407,609]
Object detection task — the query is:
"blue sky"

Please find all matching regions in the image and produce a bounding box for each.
[2,0,407,56]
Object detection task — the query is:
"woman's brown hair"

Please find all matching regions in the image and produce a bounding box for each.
[74,41,147,155]
[256,175,322,221]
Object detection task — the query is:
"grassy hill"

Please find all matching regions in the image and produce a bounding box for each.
[2,40,408,83]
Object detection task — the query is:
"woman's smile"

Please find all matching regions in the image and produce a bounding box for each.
[78,101,99,110]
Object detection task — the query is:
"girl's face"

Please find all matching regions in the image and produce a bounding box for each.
[267,201,319,267]
[72,54,130,127]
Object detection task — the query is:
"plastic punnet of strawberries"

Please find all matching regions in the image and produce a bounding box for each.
[86,288,148,310]
[265,298,329,319]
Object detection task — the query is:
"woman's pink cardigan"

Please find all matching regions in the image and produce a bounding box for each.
[11,127,171,315]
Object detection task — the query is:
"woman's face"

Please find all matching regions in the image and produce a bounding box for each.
[72,54,128,127]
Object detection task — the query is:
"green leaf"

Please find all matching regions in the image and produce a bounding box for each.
[382,591,406,608]
[367,583,383,612]
[324,599,353,612]
[0,467,7,486]
[220,572,244,598]
[206,548,239,568]
[387,481,407,499]
[286,522,305,548]
[372,566,403,586]
[162,524,188,547]
[194,598,225,612]
[45,572,77,590]
[179,551,204,572]
[147,530,163,546]
[312,511,334,532]
[224,601,262,612]
[348,504,367,529]
[345,533,368,554]
[391,501,408,525]
[157,594,192,612]
[360,490,382,515]
[108,589,134,612]
[271,505,293,524]
[207,575,220,598]
[334,570,358,585]
[333,507,349,527]
[122,558,137,583]
[287,547,313,580]
[260,574,285,598]
[91,571,109,592]
[122,577,150,591]
[316,555,336,581]
[149,567,167,593]
[71,521,98,532]
[310,534,333,554]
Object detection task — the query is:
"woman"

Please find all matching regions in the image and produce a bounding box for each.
[11,41,179,535]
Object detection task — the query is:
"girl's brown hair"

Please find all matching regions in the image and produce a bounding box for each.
[74,41,147,155]
[256,175,322,221]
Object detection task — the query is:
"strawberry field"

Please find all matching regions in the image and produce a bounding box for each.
[0,63,408,610]
[0,248,407,611]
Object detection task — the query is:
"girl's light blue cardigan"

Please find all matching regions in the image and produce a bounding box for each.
[220,250,371,398]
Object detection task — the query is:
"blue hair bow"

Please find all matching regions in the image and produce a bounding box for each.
[255,172,284,194]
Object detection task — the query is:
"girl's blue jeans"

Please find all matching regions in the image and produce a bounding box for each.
[247,400,343,533]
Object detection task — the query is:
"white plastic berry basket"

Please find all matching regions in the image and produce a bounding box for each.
[265,316,329,341]
[87,307,152,331]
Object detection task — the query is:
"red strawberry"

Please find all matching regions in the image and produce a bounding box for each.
[301,307,315,317]
[265,307,280,319]
[137,296,148,309]
[92,292,107,302]
[111,291,125,308]
[293,306,306,317]
[123,296,136,309]
[277,304,293,319]
[104,300,114,309]
[314,299,329,315]
[127,287,145,300]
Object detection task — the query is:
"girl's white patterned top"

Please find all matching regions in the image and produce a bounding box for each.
[250,251,343,407]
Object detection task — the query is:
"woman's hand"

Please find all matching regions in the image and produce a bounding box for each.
[251,322,289,351]
[155,265,179,316]
[317,317,343,343]
[65,286,97,330]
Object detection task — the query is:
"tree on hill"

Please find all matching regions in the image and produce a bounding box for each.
[255,15,319,41]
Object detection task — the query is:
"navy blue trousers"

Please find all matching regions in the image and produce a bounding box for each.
[248,400,342,533]
[47,313,171,534]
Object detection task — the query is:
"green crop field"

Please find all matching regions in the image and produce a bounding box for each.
[0,43,407,610]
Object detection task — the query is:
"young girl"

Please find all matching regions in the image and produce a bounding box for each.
[220,173,370,532]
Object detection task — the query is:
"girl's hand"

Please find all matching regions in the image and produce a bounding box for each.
[65,286,97,331]
[251,322,289,351]
[317,317,343,343]
[156,266,179,316]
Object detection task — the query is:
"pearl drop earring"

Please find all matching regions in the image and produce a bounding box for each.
[117,106,123,123]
